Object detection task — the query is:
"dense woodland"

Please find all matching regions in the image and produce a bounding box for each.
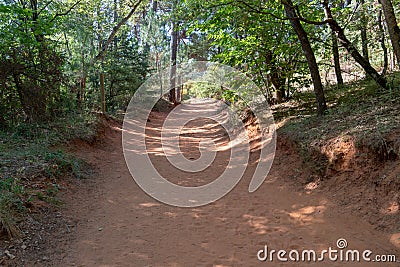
[0,0,399,126]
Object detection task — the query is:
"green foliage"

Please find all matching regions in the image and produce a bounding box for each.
[44,150,86,180]
[0,1,65,123]
[0,0,151,239]
[2,112,98,144]
[103,34,149,113]
[0,112,96,237]
[184,0,312,101]
[0,177,25,238]
[0,0,151,126]
[0,0,397,123]
[60,0,151,114]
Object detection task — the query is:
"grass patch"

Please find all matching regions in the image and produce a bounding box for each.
[0,177,25,238]
[0,112,98,238]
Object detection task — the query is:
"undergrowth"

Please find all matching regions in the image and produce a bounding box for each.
[276,72,400,166]
[0,112,98,238]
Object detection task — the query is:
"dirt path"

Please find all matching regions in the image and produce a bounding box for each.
[54,102,400,267]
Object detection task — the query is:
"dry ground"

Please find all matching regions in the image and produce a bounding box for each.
[43,102,400,267]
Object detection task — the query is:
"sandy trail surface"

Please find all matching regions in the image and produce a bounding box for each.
[55,101,400,267]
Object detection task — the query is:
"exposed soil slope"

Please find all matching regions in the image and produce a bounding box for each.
[42,103,400,266]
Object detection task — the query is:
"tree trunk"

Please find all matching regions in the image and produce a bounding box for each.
[378,10,389,75]
[100,72,106,113]
[332,33,344,86]
[265,51,286,103]
[13,73,47,122]
[156,54,163,96]
[113,0,118,51]
[271,74,285,103]
[169,20,178,104]
[79,76,86,103]
[359,0,369,64]
[283,0,327,115]
[79,48,86,105]
[379,0,400,67]
[251,53,272,101]
[323,1,388,89]
[177,75,182,103]
[97,4,106,114]
[176,23,182,104]
[152,0,157,12]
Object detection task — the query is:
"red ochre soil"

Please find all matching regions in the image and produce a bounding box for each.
[3,106,400,266]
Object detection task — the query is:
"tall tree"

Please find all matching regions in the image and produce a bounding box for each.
[186,0,311,104]
[169,0,179,105]
[282,0,327,115]
[379,0,400,67]
[322,0,388,89]
[378,9,389,75]
[0,0,68,121]
[95,0,144,62]
[359,0,369,63]
[169,20,178,104]
[332,33,344,86]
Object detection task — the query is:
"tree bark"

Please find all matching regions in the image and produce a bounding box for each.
[152,0,158,12]
[283,0,327,115]
[332,33,344,86]
[169,20,178,104]
[113,0,119,51]
[378,10,389,75]
[13,73,47,121]
[79,48,86,104]
[323,0,388,89]
[271,73,285,103]
[100,73,106,113]
[359,0,369,63]
[265,51,286,103]
[176,23,182,103]
[379,0,400,67]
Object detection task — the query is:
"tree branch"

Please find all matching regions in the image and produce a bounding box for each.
[235,0,329,26]
[38,0,53,17]
[342,1,360,30]
[94,0,144,62]
[50,0,81,23]
[203,1,236,10]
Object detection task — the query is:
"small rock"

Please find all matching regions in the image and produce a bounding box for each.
[5,250,16,260]
[42,256,49,261]
[21,245,27,250]
[98,227,103,231]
